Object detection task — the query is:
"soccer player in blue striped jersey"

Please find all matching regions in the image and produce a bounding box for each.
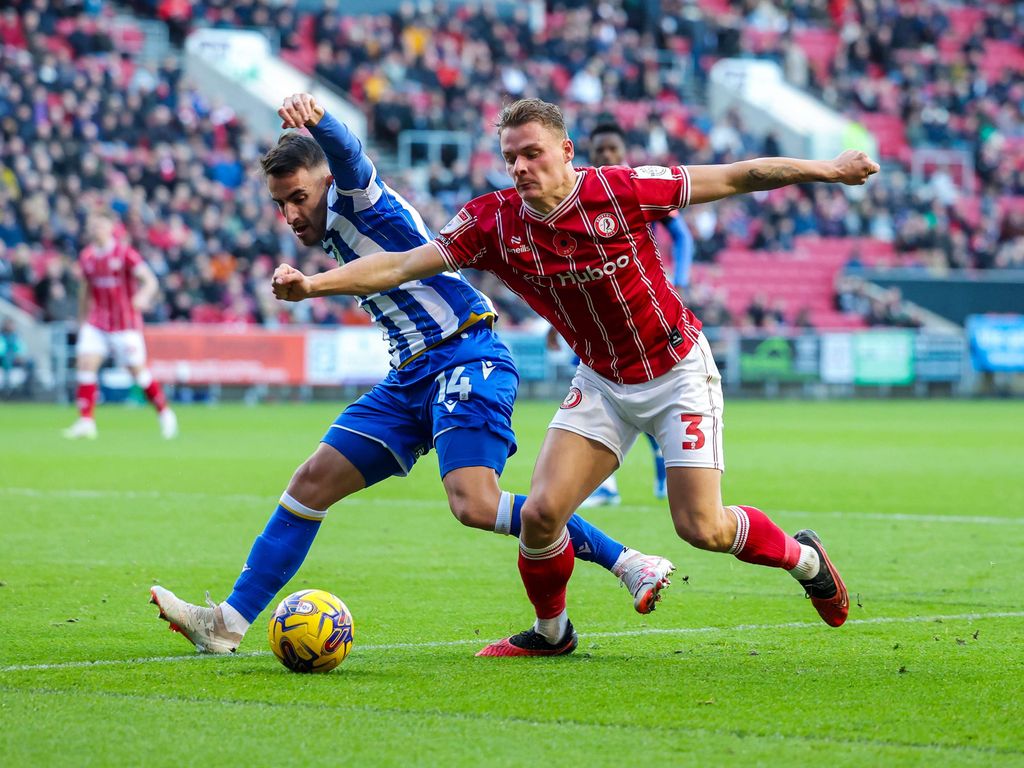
[150,93,675,653]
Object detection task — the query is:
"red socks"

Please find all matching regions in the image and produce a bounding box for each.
[728,505,801,570]
[143,380,168,413]
[75,382,97,419]
[518,529,575,619]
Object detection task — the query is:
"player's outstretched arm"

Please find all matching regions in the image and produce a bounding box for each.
[272,243,447,302]
[687,150,879,206]
[278,92,373,190]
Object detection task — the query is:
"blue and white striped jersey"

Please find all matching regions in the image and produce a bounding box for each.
[310,113,495,368]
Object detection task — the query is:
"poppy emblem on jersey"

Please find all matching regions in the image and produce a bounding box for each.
[560,386,583,409]
[594,213,619,238]
[553,233,577,257]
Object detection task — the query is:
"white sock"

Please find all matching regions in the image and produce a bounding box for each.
[788,544,820,581]
[611,546,637,576]
[534,609,568,644]
[219,602,251,635]
[494,491,513,535]
[600,475,619,493]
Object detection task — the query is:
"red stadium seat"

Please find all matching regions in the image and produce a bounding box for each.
[794,28,840,83]
[10,284,41,317]
[190,304,224,324]
[858,113,910,162]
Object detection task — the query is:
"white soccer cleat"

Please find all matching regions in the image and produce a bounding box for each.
[159,409,178,439]
[63,418,97,440]
[618,553,676,614]
[579,485,621,508]
[150,586,242,654]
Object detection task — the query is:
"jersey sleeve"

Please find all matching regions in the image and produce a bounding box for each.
[431,202,489,271]
[629,165,692,222]
[125,246,143,270]
[307,111,378,203]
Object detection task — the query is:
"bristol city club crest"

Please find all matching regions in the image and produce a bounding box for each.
[594,213,619,238]
[553,233,578,257]
[560,386,583,409]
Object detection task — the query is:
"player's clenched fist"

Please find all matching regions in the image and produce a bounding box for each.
[831,150,880,185]
[272,263,313,301]
[278,93,325,130]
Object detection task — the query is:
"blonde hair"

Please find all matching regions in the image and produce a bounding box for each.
[495,98,568,138]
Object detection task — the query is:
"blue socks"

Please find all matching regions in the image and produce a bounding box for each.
[506,493,625,571]
[228,487,630,624]
[646,432,667,487]
[226,494,325,623]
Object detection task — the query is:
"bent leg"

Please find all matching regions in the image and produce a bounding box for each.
[515,428,619,637]
[441,463,629,571]
[225,443,375,625]
[667,465,803,568]
[127,362,169,415]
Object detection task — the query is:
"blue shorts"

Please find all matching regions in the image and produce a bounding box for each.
[321,322,519,486]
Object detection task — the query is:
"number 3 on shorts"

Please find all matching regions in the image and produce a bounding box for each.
[680,414,705,450]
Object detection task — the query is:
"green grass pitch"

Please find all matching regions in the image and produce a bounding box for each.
[1,399,1022,766]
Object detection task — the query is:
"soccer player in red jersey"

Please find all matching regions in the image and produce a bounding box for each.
[272,98,878,656]
[64,211,177,440]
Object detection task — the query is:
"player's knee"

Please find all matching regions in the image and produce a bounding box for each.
[520,499,565,541]
[287,453,352,510]
[288,458,324,500]
[446,489,493,531]
[673,509,733,552]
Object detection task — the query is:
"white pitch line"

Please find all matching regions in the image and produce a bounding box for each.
[2,611,1021,674]
[0,487,446,508]
[3,487,1022,526]
[771,509,1024,526]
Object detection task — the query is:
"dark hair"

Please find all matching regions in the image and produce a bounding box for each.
[260,132,328,177]
[589,122,625,142]
[495,98,568,138]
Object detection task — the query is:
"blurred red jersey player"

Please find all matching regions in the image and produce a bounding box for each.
[64,211,177,440]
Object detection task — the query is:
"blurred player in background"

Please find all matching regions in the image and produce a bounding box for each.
[64,211,177,440]
[150,94,674,654]
[271,98,875,656]
[578,121,698,505]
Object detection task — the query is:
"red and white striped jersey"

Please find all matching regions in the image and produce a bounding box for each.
[433,165,702,384]
[79,240,144,332]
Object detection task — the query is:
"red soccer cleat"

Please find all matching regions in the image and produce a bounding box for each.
[794,529,849,627]
[476,623,578,657]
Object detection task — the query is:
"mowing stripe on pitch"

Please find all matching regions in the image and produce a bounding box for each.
[3,487,1023,526]
[3,611,1022,674]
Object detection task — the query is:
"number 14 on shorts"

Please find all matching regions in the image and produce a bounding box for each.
[435,366,473,402]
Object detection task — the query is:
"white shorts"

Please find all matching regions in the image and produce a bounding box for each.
[76,323,147,368]
[549,331,725,471]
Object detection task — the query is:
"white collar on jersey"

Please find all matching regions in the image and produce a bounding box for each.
[520,169,586,222]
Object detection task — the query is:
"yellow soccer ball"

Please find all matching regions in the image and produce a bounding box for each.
[268,589,354,673]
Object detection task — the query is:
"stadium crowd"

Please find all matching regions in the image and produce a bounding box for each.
[1,0,1022,333]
